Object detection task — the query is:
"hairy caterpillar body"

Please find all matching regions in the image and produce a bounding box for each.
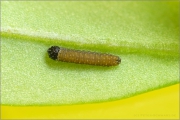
[47,46,121,66]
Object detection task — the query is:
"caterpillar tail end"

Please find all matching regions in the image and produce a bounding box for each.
[117,57,121,64]
[47,46,60,60]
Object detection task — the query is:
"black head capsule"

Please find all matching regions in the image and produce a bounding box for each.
[47,46,60,60]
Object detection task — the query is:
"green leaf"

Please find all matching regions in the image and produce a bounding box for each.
[1,1,179,105]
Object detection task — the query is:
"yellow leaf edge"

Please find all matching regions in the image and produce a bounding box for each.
[1,84,179,119]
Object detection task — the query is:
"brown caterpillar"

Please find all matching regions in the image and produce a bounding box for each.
[47,46,121,66]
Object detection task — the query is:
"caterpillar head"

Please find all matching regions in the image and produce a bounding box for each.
[47,46,60,60]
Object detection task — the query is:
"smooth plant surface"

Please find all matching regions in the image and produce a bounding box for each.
[1,1,179,105]
[2,84,179,119]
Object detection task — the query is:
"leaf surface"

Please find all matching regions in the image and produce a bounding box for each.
[1,1,179,105]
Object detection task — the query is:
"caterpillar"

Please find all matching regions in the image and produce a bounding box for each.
[47,46,121,66]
